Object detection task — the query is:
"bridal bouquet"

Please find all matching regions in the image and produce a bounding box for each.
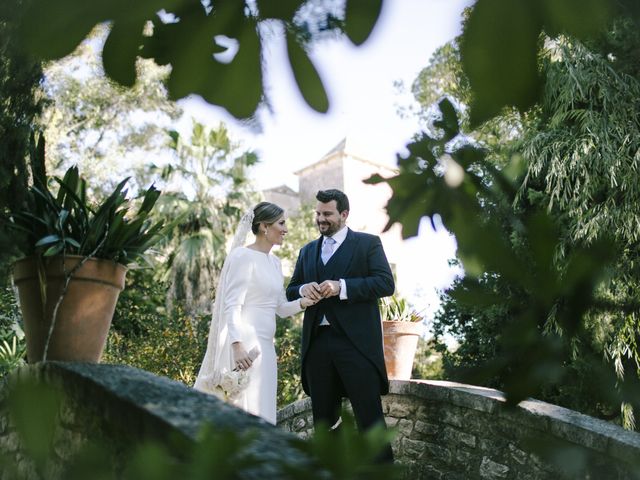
[216,369,251,401]
[213,346,260,401]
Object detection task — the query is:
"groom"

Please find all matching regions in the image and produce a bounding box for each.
[286,189,395,462]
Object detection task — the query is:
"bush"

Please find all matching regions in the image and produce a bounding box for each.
[111,267,168,337]
[411,337,444,380]
[276,314,304,407]
[0,285,26,378]
[105,267,208,385]
[104,303,208,385]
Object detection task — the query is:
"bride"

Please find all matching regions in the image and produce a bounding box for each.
[194,202,316,424]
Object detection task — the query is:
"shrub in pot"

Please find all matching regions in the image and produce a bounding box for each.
[5,135,164,362]
[380,295,424,380]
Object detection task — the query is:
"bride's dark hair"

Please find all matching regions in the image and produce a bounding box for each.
[251,202,284,234]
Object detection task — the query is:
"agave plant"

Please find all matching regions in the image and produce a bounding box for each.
[379,295,423,323]
[0,335,26,377]
[5,135,164,266]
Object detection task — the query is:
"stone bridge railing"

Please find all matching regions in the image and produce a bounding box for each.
[1,364,639,479]
[0,362,305,479]
[277,379,640,479]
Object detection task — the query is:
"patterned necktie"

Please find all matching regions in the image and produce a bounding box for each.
[321,237,336,264]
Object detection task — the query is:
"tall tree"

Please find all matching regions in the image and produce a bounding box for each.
[0,0,44,279]
[42,24,181,195]
[411,36,524,166]
[409,15,640,428]
[154,121,260,318]
[518,20,640,428]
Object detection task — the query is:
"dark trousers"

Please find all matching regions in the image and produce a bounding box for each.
[305,325,393,462]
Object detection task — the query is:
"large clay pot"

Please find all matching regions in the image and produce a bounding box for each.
[12,255,127,363]
[382,320,423,380]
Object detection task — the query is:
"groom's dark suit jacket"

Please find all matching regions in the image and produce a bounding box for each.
[286,229,395,396]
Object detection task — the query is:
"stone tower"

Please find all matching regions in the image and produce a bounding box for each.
[293,138,404,270]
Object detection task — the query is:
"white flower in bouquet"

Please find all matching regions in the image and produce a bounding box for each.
[216,368,251,401]
[195,346,259,401]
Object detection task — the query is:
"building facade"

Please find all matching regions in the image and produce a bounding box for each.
[263,137,405,276]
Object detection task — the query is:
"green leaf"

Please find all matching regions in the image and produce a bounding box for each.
[256,0,302,20]
[122,443,175,480]
[381,173,429,238]
[364,173,387,186]
[35,235,61,247]
[167,130,180,148]
[30,132,47,190]
[65,237,81,248]
[154,2,264,119]
[137,185,162,216]
[103,18,146,87]
[344,0,384,46]
[461,0,542,126]
[18,0,106,60]
[204,19,263,119]
[540,0,612,40]
[433,97,460,141]
[286,31,329,113]
[142,3,209,87]
[31,185,60,213]
[43,243,64,257]
[57,209,69,230]
[55,175,90,221]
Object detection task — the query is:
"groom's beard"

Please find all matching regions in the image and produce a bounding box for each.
[317,220,341,237]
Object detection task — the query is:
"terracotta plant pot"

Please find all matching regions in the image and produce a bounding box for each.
[12,255,127,363]
[382,320,423,380]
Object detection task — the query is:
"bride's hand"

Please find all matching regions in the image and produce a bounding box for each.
[300,297,317,309]
[232,342,253,370]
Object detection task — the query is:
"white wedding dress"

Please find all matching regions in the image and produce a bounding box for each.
[195,246,303,425]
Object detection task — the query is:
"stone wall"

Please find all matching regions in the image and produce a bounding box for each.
[277,380,640,479]
[297,155,344,204]
[0,362,306,479]
[3,364,639,479]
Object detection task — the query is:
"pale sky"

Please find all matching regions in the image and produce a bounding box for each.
[180,0,472,189]
[178,0,472,323]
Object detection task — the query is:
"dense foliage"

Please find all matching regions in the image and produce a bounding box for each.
[0,0,44,281]
[411,338,444,381]
[42,24,181,195]
[406,12,640,428]
[155,121,260,317]
[2,0,638,459]
[275,315,304,407]
[104,273,209,386]
[0,286,26,379]
[7,160,165,265]
[517,21,640,427]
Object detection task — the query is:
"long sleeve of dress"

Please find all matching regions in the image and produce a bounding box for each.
[273,256,304,318]
[222,250,254,343]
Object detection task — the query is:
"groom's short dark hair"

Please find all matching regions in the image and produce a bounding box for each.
[316,189,350,213]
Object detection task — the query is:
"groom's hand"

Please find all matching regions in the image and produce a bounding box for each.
[301,282,323,301]
[318,280,340,298]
